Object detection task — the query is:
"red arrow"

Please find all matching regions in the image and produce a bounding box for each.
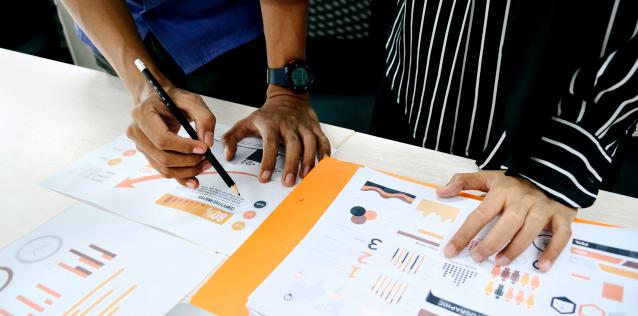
[115,171,258,188]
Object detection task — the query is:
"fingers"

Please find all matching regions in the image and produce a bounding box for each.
[437,172,492,197]
[471,203,527,262]
[444,193,505,258]
[177,94,216,147]
[222,120,253,161]
[299,127,316,178]
[141,151,210,189]
[150,154,211,179]
[281,130,301,187]
[496,205,548,266]
[259,130,280,183]
[176,177,200,189]
[132,104,208,154]
[538,212,573,272]
[313,127,331,160]
[129,124,210,187]
[128,125,206,168]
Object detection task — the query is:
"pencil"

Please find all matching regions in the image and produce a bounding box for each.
[134,58,240,196]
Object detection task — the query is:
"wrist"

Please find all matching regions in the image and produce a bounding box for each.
[129,65,174,105]
[266,84,309,101]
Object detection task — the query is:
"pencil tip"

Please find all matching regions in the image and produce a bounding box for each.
[231,185,241,196]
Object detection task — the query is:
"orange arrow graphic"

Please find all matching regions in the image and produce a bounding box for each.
[115,171,258,188]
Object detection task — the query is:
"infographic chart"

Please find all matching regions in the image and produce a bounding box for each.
[42,125,292,255]
[246,167,638,316]
[246,168,481,316]
[0,205,221,315]
[543,224,638,316]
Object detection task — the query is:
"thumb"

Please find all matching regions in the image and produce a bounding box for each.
[437,172,491,197]
[222,120,252,161]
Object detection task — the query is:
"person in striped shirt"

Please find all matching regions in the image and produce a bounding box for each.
[371,0,638,271]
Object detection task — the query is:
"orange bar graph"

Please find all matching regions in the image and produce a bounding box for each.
[571,273,591,280]
[58,262,89,278]
[98,284,138,316]
[79,257,102,269]
[417,229,443,240]
[106,307,119,316]
[37,283,62,298]
[89,244,117,260]
[0,309,13,316]
[64,268,125,316]
[16,295,44,312]
[571,247,623,264]
[599,264,638,280]
[80,290,114,316]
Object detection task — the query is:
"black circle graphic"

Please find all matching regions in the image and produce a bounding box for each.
[350,206,366,216]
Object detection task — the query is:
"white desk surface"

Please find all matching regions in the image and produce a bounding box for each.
[0,48,353,247]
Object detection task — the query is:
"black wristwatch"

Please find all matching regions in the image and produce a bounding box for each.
[267,59,314,94]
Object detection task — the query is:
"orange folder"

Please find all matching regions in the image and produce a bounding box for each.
[190,158,613,315]
[191,158,360,315]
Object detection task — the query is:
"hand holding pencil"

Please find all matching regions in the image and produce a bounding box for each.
[128,58,239,195]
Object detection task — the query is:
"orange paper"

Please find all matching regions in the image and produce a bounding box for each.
[190,158,360,315]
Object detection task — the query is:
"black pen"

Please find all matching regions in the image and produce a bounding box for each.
[135,58,240,196]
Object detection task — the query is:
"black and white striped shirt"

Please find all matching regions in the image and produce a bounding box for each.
[384,0,638,208]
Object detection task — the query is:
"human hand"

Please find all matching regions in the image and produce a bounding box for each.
[223,88,330,187]
[127,83,216,189]
[437,171,577,272]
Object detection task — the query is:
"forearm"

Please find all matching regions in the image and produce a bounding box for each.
[512,36,638,208]
[61,0,169,101]
[260,0,308,97]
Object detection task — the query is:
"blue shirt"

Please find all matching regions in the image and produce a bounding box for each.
[77,0,263,74]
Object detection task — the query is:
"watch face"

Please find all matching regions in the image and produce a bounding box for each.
[290,67,309,87]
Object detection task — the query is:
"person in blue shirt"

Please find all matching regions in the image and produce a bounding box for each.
[62,0,330,189]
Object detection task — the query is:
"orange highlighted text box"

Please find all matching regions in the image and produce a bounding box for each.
[155,193,233,225]
[570,247,623,264]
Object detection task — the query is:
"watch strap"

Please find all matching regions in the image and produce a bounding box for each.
[267,68,287,87]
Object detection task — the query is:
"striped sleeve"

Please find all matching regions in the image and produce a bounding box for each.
[516,35,638,208]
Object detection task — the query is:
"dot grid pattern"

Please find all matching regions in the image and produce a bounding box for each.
[441,262,478,287]
[467,239,481,252]
[308,0,372,39]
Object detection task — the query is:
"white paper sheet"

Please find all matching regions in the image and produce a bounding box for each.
[247,167,638,316]
[0,204,223,315]
[536,223,638,316]
[247,167,481,315]
[42,125,292,255]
